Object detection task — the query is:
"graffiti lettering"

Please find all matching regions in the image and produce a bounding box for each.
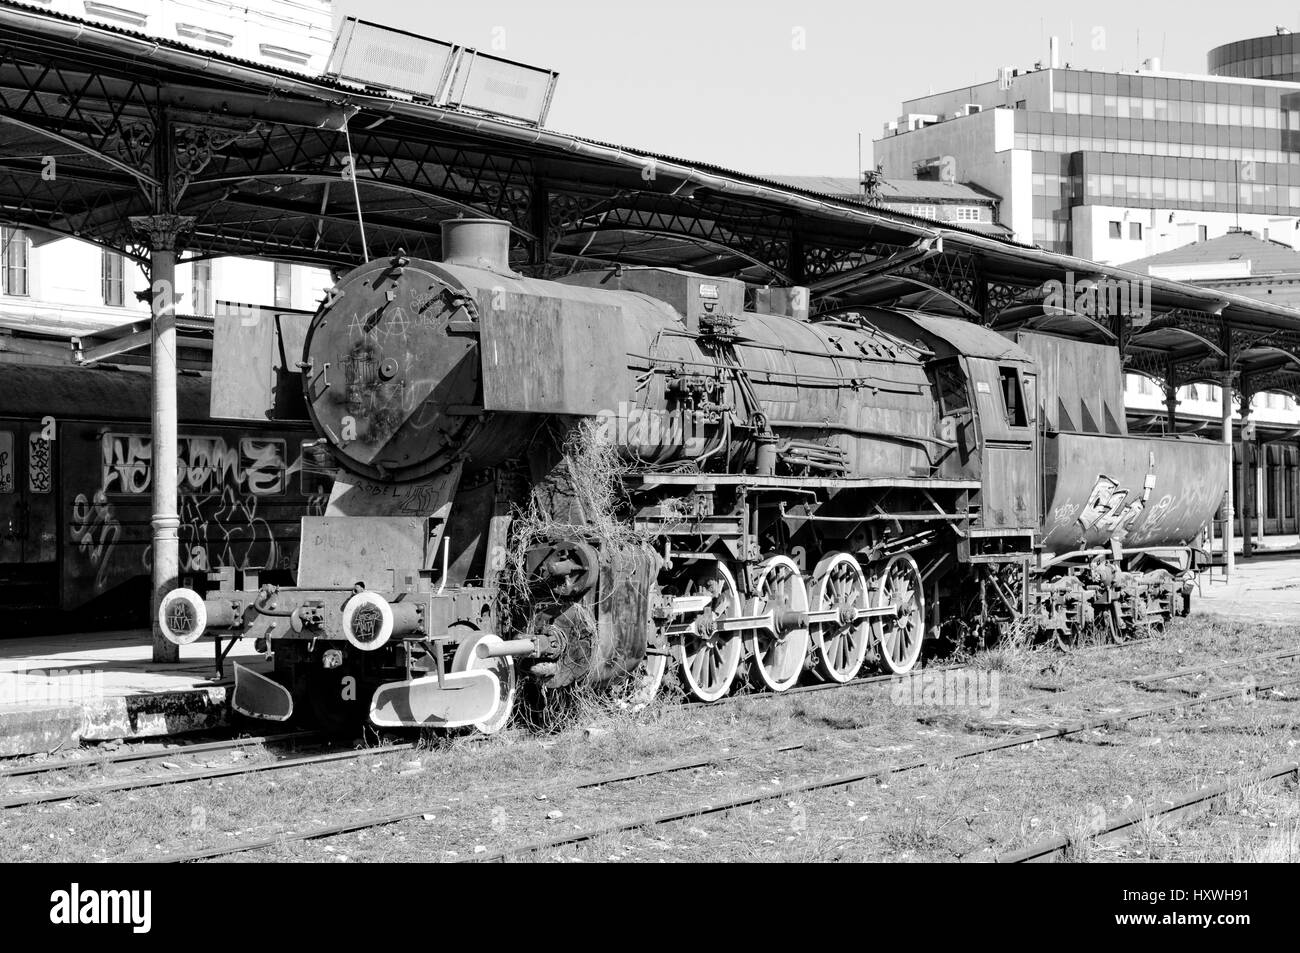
[101,434,287,497]
[1144,493,1175,528]
[28,432,52,494]
[1050,501,1079,529]
[1078,469,1156,536]
[77,434,332,589]
[69,490,120,591]
[0,431,13,494]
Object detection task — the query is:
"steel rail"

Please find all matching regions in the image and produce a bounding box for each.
[152,667,1300,864]
[0,731,320,779]
[995,760,1300,863]
[1006,646,1300,715]
[153,740,811,863]
[1,741,418,809]
[465,672,1300,862]
[1127,646,1300,685]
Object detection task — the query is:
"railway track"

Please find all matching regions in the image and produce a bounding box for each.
[0,642,1169,812]
[0,731,320,780]
[9,638,1287,853]
[144,663,1300,863]
[996,760,1300,863]
[999,646,1300,717]
[463,672,1300,863]
[0,739,420,809]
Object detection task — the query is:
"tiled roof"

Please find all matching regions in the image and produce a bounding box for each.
[761,176,1000,204]
[1124,230,1300,277]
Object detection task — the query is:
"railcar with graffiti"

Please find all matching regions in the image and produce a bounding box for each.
[0,363,332,628]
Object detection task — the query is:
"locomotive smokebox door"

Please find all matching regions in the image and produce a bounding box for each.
[302,258,483,483]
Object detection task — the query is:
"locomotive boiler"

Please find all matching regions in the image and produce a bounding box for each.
[159,218,1227,731]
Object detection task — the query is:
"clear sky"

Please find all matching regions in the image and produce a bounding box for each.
[336,0,1300,176]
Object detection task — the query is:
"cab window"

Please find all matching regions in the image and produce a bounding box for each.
[932,359,969,415]
[998,366,1028,428]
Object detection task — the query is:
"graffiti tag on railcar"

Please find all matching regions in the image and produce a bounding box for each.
[101,434,288,496]
[66,432,332,598]
[1078,469,1156,535]
[28,432,52,493]
[0,431,12,494]
[69,490,121,591]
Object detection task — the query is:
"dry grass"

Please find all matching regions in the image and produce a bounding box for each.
[2,615,1297,863]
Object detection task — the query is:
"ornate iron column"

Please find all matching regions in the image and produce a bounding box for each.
[1219,370,1236,579]
[1237,377,1256,560]
[130,213,195,663]
[1162,381,1180,431]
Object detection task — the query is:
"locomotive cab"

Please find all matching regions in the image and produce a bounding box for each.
[859,310,1040,558]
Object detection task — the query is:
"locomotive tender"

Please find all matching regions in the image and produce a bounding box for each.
[160,219,1228,732]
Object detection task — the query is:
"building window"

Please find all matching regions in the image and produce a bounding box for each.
[82,2,148,29]
[1129,222,1143,240]
[273,262,292,308]
[175,23,234,48]
[2,227,29,296]
[258,45,311,67]
[192,260,213,315]
[1198,225,1208,242]
[102,250,125,307]
[1109,221,1122,239]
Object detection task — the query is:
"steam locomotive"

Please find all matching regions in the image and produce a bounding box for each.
[159,219,1227,732]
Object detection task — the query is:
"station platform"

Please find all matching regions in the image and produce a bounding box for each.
[0,630,267,758]
[1228,533,1300,557]
[1197,553,1300,625]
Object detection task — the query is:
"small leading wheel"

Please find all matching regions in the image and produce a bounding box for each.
[672,562,743,702]
[810,552,870,683]
[746,555,811,693]
[874,553,926,675]
[452,631,518,735]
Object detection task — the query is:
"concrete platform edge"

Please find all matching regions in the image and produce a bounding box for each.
[0,686,231,758]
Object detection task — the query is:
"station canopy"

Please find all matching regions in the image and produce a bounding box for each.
[2,2,1299,403]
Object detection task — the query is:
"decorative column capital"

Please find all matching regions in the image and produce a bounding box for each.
[129,214,196,252]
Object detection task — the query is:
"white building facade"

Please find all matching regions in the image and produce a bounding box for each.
[1,0,336,345]
[875,50,1300,266]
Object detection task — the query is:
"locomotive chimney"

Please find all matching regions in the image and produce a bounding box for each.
[440,218,513,273]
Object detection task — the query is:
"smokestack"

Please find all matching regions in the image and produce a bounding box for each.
[1049,35,1060,69]
[440,218,513,273]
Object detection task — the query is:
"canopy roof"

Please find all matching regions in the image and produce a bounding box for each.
[1,1,1298,401]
